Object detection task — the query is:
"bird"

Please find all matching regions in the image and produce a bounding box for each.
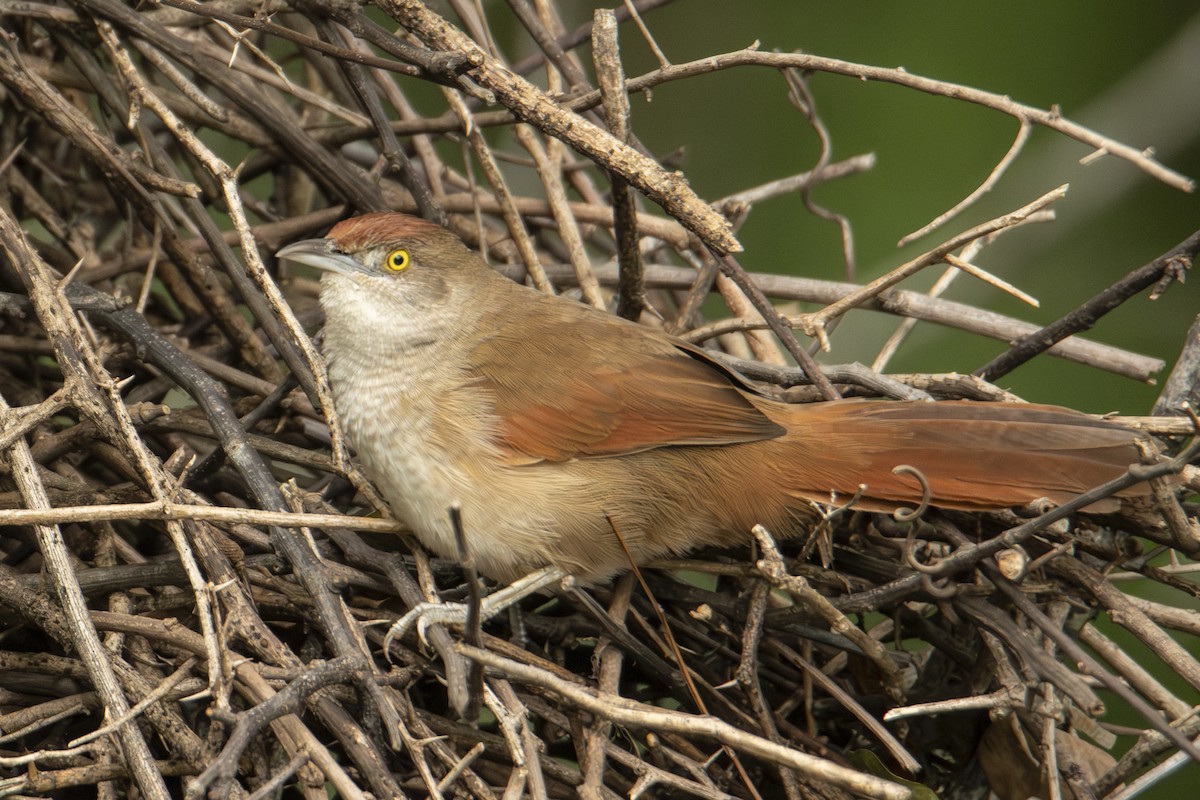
[277,211,1146,585]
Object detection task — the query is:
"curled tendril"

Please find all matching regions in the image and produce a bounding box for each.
[904,520,947,574]
[891,464,931,523]
[921,573,959,599]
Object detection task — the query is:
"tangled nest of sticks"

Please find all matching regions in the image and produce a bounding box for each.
[0,2,1197,799]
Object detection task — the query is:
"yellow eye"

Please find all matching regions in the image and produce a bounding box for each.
[385,248,410,272]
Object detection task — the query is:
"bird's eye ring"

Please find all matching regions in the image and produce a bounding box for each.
[385,248,410,272]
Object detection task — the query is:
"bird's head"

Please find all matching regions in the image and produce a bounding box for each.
[278,211,509,360]
[277,211,489,309]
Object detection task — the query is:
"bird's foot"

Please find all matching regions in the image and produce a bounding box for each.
[383,565,567,651]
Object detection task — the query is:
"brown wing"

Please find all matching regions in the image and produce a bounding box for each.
[467,297,783,463]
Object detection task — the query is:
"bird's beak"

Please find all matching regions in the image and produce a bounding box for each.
[276,238,367,276]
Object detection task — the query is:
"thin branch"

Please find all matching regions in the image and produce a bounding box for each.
[975,228,1200,382]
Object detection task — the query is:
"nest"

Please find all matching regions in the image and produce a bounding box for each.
[0,2,1197,799]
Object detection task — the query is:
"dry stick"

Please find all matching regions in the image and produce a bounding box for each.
[0,44,194,200]
[101,24,351,485]
[0,223,169,800]
[71,49,289,390]
[831,440,1197,615]
[871,229,1047,372]
[506,0,588,89]
[130,37,227,123]
[941,253,1039,308]
[715,253,841,400]
[752,526,906,704]
[0,501,405,533]
[735,580,804,800]
[801,185,1068,349]
[0,441,170,800]
[190,656,360,798]
[1078,623,1192,721]
[512,696,639,798]
[340,3,481,84]
[515,125,605,307]
[874,230,1000,372]
[713,264,787,365]
[0,383,73,452]
[393,691,498,800]
[316,19,444,225]
[952,596,1103,716]
[569,48,1194,193]
[533,0,594,92]
[443,91,555,292]
[432,742,486,796]
[377,0,741,254]
[373,70,449,199]
[0,760,195,794]
[237,567,410,800]
[716,153,877,208]
[91,157,859,276]
[525,0,619,218]
[1050,558,1200,694]
[883,688,1018,722]
[783,69,856,280]
[77,0,388,214]
[769,639,920,777]
[614,754,730,799]
[606,517,765,800]
[1137,436,1200,554]
[621,0,671,68]
[667,248,721,334]
[450,505,485,722]
[508,0,675,77]
[593,9,645,320]
[321,521,475,721]
[975,227,1200,382]
[308,37,1196,201]
[98,22,274,688]
[899,120,1033,247]
[0,614,200,762]
[492,679,550,800]
[1098,716,1200,799]
[455,644,912,800]
[1154,314,1200,415]
[482,681,533,798]
[580,574,634,800]
[152,0,423,75]
[68,288,407,793]
[752,530,924,779]
[222,653,367,800]
[1107,742,1200,800]
[983,566,1200,767]
[1039,684,1064,800]
[199,32,371,126]
[52,31,282,384]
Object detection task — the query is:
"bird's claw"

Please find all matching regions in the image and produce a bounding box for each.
[381,566,569,656]
[384,601,473,653]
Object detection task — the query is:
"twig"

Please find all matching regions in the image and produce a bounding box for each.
[0,212,171,800]
[455,644,913,800]
[569,48,1195,193]
[975,228,1200,382]
[377,0,742,253]
[799,185,1069,349]
[593,10,645,320]
[899,120,1033,246]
